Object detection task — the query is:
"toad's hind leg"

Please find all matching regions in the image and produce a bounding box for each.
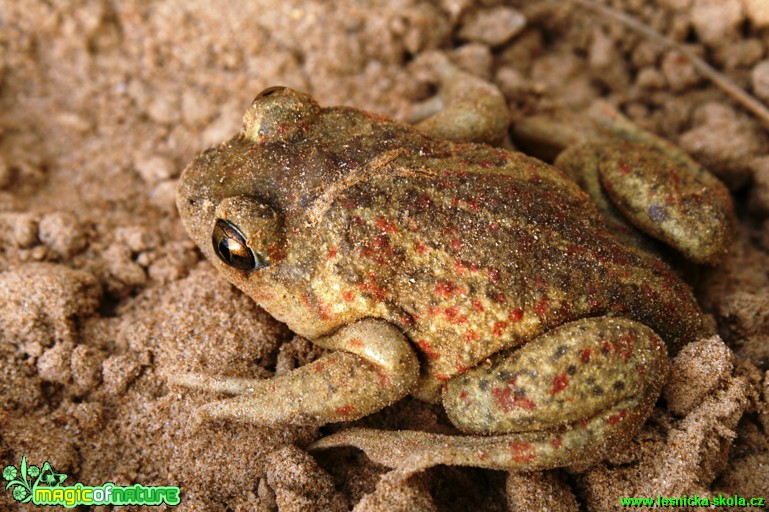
[311,317,668,471]
[167,319,419,426]
[555,103,734,264]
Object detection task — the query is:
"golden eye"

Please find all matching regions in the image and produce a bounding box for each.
[211,219,266,271]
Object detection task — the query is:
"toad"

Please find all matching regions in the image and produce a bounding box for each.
[172,70,733,471]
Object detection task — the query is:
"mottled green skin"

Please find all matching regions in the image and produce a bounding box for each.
[443,318,666,435]
[176,87,718,470]
[178,89,706,396]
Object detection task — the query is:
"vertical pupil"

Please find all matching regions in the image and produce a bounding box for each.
[219,240,232,261]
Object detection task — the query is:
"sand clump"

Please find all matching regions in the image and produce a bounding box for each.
[1,1,768,510]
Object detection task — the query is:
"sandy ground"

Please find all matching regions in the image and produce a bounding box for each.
[1,1,768,510]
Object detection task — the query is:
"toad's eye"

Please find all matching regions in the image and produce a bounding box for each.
[212,219,267,271]
[255,86,287,99]
[242,86,320,144]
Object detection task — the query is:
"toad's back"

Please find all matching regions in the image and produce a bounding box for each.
[300,145,708,396]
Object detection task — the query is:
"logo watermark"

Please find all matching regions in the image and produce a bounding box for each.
[3,455,180,508]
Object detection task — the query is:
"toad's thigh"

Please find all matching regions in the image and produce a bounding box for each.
[443,317,669,434]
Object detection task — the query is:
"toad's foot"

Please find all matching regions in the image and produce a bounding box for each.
[407,57,509,145]
[310,412,628,473]
[167,319,419,425]
[312,317,669,471]
[557,138,733,264]
[516,102,734,264]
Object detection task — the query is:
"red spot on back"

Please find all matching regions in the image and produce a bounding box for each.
[357,280,387,301]
[415,240,428,254]
[492,321,508,336]
[443,306,467,325]
[450,238,463,250]
[374,216,398,234]
[491,292,506,303]
[551,372,569,394]
[508,308,524,321]
[618,161,632,176]
[434,280,458,298]
[348,338,364,348]
[342,290,355,302]
[472,300,485,313]
[487,268,500,282]
[335,405,356,417]
[328,246,338,258]
[360,235,393,264]
[453,259,480,275]
[535,297,549,318]
[550,437,563,449]
[580,348,592,363]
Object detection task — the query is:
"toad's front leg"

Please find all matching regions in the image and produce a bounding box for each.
[312,317,669,472]
[167,319,419,425]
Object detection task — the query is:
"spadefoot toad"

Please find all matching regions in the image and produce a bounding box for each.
[173,78,733,471]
